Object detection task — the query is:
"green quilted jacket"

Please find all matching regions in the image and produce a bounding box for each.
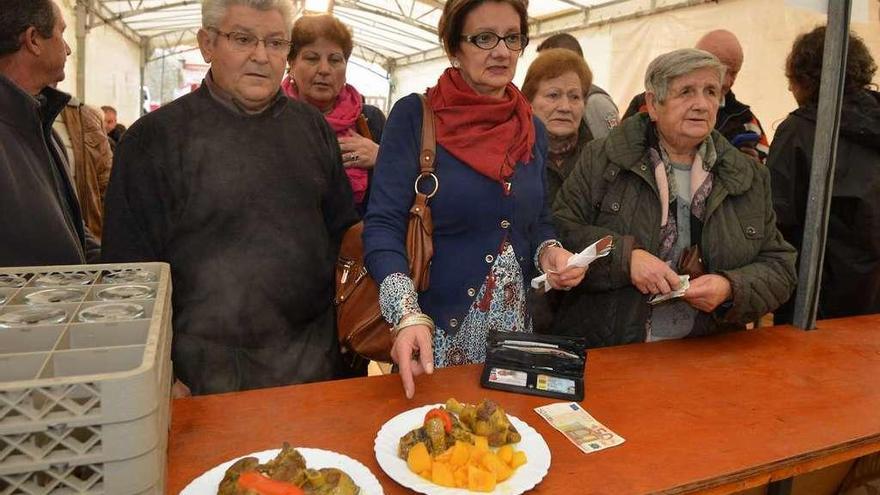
[552,113,796,347]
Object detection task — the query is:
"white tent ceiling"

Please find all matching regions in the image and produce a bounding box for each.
[84,0,621,68]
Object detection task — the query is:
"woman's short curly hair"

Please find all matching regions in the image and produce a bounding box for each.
[785,26,877,103]
[289,14,353,61]
[521,48,592,102]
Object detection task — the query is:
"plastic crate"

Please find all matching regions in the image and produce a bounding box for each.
[0,263,172,494]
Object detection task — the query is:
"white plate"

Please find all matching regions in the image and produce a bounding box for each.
[374,404,551,495]
[179,447,384,494]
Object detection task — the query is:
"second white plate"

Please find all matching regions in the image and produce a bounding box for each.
[374,404,551,495]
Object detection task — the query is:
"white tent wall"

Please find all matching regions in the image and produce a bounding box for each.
[56,0,143,128]
[83,24,142,127]
[390,0,880,141]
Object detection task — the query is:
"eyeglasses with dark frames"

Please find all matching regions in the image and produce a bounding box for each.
[207,27,292,54]
[460,32,529,51]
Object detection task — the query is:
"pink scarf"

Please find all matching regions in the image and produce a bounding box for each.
[282,75,369,204]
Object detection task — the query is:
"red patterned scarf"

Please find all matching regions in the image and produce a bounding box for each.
[426,68,535,184]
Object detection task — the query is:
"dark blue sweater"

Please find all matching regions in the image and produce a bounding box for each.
[363,93,554,331]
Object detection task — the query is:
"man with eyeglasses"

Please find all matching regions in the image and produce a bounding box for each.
[103,0,359,396]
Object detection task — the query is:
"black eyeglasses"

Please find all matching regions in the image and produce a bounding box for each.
[460,32,529,51]
[207,27,292,54]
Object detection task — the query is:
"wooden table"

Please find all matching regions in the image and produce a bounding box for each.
[167,316,880,494]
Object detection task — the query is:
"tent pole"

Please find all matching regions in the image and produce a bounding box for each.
[792,0,852,330]
[139,40,149,116]
[75,0,89,102]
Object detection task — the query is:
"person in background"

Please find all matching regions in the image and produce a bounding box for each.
[622,29,769,162]
[364,0,586,399]
[769,26,880,323]
[102,0,358,395]
[284,14,385,216]
[536,33,619,139]
[0,0,99,266]
[54,97,113,238]
[100,105,126,149]
[521,47,595,333]
[553,48,796,346]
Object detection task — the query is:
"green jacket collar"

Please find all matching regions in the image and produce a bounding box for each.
[604,113,755,196]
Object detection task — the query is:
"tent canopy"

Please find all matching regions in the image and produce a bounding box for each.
[87,0,615,67]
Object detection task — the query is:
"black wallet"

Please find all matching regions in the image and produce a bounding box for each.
[480,331,587,401]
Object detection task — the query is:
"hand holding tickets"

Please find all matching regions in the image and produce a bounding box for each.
[531,236,613,293]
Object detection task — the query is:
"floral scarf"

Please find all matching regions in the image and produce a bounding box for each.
[648,129,717,261]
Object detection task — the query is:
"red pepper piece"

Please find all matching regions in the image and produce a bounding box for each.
[425,407,453,433]
[237,471,305,495]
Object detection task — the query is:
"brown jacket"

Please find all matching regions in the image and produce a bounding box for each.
[61,101,113,238]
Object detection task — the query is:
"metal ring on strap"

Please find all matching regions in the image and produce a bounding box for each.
[414,172,439,198]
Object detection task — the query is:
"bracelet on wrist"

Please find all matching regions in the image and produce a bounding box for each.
[535,239,563,273]
[391,312,435,340]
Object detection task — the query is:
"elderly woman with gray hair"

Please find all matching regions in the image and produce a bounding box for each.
[551,48,796,346]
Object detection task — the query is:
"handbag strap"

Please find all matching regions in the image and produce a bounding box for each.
[417,94,436,182]
[355,113,373,141]
[406,95,437,293]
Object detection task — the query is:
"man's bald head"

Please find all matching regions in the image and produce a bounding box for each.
[695,29,743,95]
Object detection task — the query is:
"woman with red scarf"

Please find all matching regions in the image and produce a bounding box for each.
[283,15,385,215]
[364,0,586,398]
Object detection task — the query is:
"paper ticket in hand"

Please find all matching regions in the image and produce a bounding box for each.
[647,275,691,305]
[530,235,613,293]
[534,402,625,454]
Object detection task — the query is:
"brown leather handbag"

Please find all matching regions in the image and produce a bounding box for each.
[334,95,437,363]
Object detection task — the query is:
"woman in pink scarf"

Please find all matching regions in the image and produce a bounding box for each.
[283,15,386,214]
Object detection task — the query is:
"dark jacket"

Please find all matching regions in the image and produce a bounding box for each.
[102,83,358,394]
[0,74,87,267]
[546,120,593,206]
[552,113,796,347]
[364,93,554,332]
[769,89,880,322]
[531,121,593,334]
[361,104,386,142]
[622,91,770,161]
[359,104,386,215]
[108,123,126,148]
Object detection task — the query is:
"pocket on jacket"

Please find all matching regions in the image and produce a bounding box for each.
[737,214,764,241]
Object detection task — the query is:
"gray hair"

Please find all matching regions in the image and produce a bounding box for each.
[645,48,726,104]
[202,0,293,31]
